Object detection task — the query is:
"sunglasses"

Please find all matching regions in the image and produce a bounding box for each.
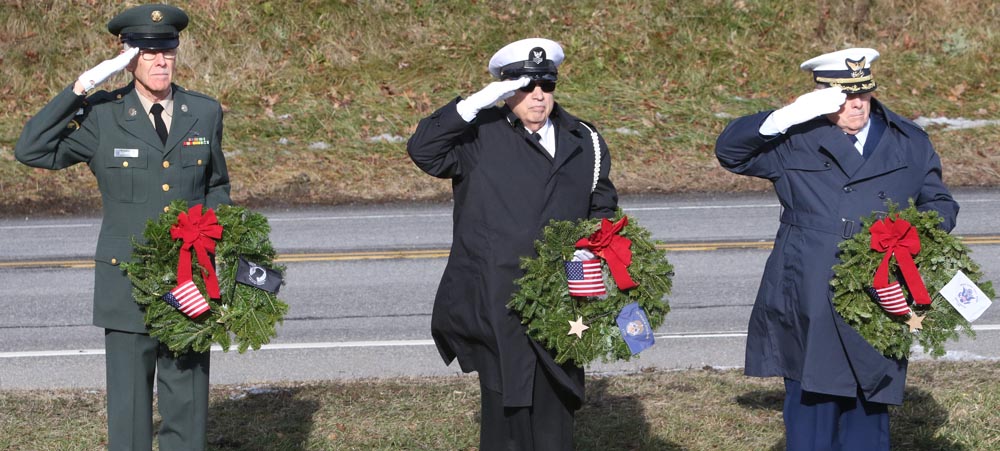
[518,80,557,93]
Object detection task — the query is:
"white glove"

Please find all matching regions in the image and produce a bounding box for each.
[77,46,140,92]
[572,249,596,261]
[759,87,847,135]
[455,77,531,122]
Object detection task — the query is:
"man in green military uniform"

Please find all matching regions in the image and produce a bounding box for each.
[14,4,229,450]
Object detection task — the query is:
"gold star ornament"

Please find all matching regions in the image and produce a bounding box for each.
[568,316,589,338]
[905,313,925,333]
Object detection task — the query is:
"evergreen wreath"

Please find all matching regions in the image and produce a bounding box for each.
[831,200,994,360]
[122,199,289,355]
[508,210,673,365]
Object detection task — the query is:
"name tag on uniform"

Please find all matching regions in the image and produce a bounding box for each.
[114,148,139,158]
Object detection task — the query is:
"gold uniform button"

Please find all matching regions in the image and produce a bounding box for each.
[162,161,170,168]
[162,184,170,191]
[163,206,170,212]
[122,161,129,167]
[197,159,203,165]
[110,258,118,265]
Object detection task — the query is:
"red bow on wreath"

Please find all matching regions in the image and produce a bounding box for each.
[170,205,224,299]
[575,216,638,291]
[869,215,931,306]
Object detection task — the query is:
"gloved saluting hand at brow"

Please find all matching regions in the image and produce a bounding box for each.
[759,86,847,135]
[75,46,140,94]
[455,77,532,122]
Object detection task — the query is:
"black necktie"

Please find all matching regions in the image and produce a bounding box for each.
[150,103,168,144]
[532,132,542,142]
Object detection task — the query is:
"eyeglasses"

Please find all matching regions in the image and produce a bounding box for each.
[518,80,557,93]
[139,49,178,61]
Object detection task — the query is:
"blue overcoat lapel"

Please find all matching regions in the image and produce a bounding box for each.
[816,125,865,178]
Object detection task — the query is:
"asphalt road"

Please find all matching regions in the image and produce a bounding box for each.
[1,189,998,389]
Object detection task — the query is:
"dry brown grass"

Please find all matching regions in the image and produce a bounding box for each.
[1,1,997,216]
[2,361,998,450]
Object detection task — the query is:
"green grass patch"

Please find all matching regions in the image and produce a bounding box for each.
[1,1,998,215]
[1,361,998,450]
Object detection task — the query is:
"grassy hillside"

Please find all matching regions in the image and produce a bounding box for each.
[1,0,997,215]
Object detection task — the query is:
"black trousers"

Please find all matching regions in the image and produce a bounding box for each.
[478,362,576,451]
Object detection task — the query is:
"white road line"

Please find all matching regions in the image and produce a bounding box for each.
[267,204,786,222]
[2,195,995,229]
[4,325,998,359]
[624,204,779,212]
[0,223,96,230]
[657,332,748,339]
[8,204,786,227]
[267,213,448,222]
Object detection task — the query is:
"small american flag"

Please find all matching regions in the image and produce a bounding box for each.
[162,280,211,318]
[866,282,911,316]
[564,259,606,297]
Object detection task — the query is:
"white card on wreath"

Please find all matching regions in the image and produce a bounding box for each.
[938,270,992,322]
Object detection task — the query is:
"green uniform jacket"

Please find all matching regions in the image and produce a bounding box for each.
[15,83,231,333]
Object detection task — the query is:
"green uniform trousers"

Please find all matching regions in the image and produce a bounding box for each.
[104,329,210,451]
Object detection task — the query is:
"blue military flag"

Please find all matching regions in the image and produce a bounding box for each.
[616,302,654,355]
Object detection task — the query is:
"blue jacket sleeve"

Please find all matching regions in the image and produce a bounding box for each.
[715,111,784,181]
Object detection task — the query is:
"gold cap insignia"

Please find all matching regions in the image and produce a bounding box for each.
[151,10,163,22]
[845,57,866,78]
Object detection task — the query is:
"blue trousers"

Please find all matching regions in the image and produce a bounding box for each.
[783,378,889,451]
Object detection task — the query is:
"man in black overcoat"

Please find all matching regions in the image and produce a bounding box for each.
[407,37,618,450]
[715,48,958,450]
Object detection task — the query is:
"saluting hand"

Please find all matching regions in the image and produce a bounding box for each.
[759,87,847,135]
[76,46,140,94]
[456,77,532,122]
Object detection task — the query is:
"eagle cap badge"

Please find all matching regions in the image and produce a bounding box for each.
[151,10,164,22]
[529,47,546,64]
[845,57,866,78]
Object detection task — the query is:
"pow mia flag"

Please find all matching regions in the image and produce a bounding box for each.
[236,256,283,293]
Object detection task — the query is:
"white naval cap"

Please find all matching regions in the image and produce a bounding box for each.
[800,48,880,93]
[488,38,564,80]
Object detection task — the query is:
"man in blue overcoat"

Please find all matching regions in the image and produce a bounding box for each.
[715,48,958,450]
[407,38,618,450]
